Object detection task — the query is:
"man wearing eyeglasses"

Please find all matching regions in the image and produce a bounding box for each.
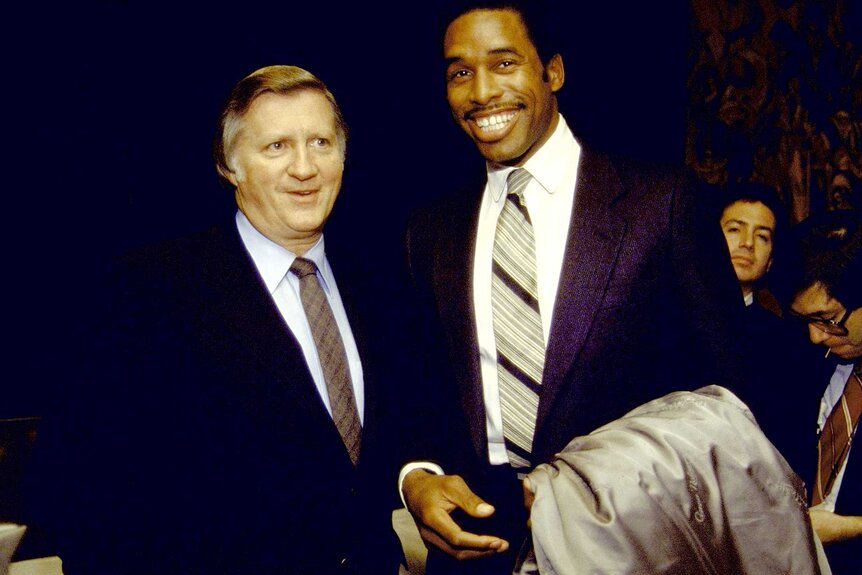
[774,209,862,574]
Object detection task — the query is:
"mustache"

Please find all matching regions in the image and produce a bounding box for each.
[463,102,525,121]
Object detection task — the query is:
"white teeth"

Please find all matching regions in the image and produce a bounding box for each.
[476,111,516,131]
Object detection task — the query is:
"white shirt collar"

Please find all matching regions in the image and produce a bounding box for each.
[486,114,579,201]
[234,210,326,294]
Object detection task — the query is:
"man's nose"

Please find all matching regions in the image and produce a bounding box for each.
[808,323,831,345]
[470,69,503,105]
[288,148,318,180]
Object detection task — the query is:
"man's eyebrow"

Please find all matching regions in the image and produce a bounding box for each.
[720,218,774,233]
[445,47,523,67]
[488,47,521,57]
[444,56,464,68]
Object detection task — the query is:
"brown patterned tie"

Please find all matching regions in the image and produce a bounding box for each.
[290,257,362,465]
[811,365,862,505]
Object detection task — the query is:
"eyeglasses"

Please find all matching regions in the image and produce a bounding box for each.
[790,308,851,336]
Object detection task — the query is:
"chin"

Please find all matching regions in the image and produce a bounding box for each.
[832,347,861,361]
[477,144,527,166]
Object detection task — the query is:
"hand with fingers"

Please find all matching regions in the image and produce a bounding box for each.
[402,469,510,560]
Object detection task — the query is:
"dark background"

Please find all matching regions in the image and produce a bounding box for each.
[7,3,689,416]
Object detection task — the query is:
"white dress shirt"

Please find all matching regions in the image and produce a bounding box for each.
[474,114,581,464]
[235,210,364,423]
[399,115,581,496]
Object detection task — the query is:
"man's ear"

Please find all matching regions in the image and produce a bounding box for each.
[545,53,565,92]
[219,164,243,187]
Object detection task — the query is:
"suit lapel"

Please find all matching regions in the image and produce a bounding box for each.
[536,147,628,436]
[326,248,381,454]
[204,225,355,462]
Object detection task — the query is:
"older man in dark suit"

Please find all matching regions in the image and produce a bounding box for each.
[398,3,751,573]
[29,65,402,575]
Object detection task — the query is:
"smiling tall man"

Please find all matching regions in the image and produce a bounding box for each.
[398,2,752,573]
[29,65,403,575]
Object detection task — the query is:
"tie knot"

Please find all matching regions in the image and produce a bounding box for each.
[506,168,532,199]
[290,257,318,279]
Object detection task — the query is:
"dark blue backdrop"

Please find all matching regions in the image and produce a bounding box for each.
[8,3,689,416]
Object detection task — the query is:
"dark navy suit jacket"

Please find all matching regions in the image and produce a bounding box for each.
[29,222,403,575]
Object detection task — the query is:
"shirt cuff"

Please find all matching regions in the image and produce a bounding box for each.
[398,461,445,509]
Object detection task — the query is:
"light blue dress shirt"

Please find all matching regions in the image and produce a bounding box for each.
[235,211,364,423]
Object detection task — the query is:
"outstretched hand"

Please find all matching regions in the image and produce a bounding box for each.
[402,469,509,560]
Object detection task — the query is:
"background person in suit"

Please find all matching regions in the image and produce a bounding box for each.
[398,2,751,573]
[719,182,781,306]
[718,183,827,480]
[773,209,862,574]
[27,65,403,575]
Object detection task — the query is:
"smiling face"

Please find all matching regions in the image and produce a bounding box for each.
[720,200,776,297]
[444,8,564,166]
[227,89,344,254]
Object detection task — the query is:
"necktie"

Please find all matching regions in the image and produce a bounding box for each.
[492,168,545,468]
[811,366,861,505]
[290,257,362,465]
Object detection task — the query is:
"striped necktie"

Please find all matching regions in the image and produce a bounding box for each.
[811,365,862,505]
[290,257,362,465]
[491,168,545,468]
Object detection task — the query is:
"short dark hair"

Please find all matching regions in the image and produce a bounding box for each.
[213,65,348,189]
[772,210,862,311]
[438,0,562,66]
[719,182,788,245]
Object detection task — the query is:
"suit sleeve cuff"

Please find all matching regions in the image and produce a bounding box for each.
[398,461,445,509]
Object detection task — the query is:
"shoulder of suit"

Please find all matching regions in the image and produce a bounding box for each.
[113,222,240,282]
[406,176,483,235]
[576,141,686,200]
[610,154,686,192]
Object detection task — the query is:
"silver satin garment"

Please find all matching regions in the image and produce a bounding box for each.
[518,386,830,575]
